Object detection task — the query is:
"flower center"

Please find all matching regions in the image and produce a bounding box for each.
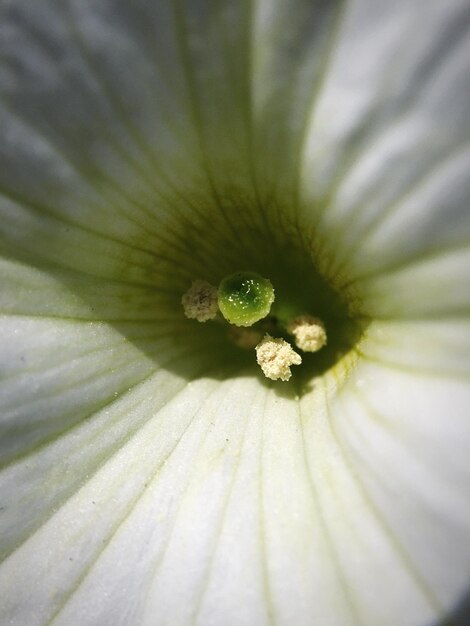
[182,271,334,381]
[169,210,367,393]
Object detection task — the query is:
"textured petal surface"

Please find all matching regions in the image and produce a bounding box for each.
[300,0,470,296]
[1,1,469,626]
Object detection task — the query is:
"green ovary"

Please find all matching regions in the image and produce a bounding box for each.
[218,271,275,327]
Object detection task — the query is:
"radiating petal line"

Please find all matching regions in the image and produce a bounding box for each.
[0,341,215,472]
[135,372,254,623]
[171,0,252,242]
[330,385,444,618]
[330,142,470,277]
[0,99,203,263]
[295,0,349,211]
[0,329,141,383]
[321,13,470,222]
[356,347,470,381]
[189,383,266,625]
[0,188,190,284]
[342,242,470,290]
[64,2,231,256]
[1,367,237,572]
[239,0,275,242]
[43,376,235,626]
[258,385,276,626]
[1,44,239,273]
[297,383,361,626]
[334,380,470,606]
[347,384,468,494]
[66,1,191,190]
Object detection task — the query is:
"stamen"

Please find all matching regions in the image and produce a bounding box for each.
[182,279,219,322]
[255,334,302,381]
[287,315,327,352]
[182,275,330,382]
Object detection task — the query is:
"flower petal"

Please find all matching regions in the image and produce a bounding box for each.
[2,344,469,626]
[1,2,469,626]
[333,321,470,617]
[299,0,470,285]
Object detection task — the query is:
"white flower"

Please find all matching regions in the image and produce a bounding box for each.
[0,1,469,626]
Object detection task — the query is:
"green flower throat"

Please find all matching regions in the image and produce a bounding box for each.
[182,259,365,385]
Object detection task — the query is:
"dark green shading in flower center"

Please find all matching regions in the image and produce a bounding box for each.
[89,187,369,395]
[172,211,368,394]
[218,271,274,326]
[254,244,365,392]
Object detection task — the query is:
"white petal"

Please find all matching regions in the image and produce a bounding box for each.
[0,375,260,626]
[329,321,470,617]
[0,0,353,268]
[1,2,469,626]
[0,0,236,282]
[299,0,470,285]
[3,343,469,626]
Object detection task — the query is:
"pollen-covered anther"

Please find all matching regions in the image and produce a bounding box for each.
[181,279,219,322]
[255,334,302,382]
[287,315,327,352]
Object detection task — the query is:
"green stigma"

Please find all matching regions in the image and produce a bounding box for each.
[217,271,275,327]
